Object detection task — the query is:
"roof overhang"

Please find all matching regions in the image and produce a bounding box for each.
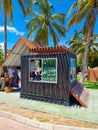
[2,37,41,67]
[29,45,70,53]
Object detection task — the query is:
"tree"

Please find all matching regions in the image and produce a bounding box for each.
[0,48,4,65]
[3,0,13,59]
[0,0,33,59]
[26,0,65,46]
[67,0,98,84]
[67,31,98,69]
[88,52,98,68]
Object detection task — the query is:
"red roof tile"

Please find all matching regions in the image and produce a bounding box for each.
[29,45,70,53]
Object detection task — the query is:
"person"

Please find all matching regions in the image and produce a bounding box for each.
[0,72,6,91]
[4,72,9,86]
[35,71,41,81]
[18,69,21,88]
[7,67,15,87]
[13,67,18,88]
[32,71,36,80]
[30,71,36,80]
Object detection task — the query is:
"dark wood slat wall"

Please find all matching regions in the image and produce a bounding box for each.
[20,52,76,105]
[60,52,70,104]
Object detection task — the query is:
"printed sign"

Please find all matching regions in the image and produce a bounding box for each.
[70,58,76,82]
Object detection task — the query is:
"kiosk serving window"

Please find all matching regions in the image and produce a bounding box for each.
[29,58,57,83]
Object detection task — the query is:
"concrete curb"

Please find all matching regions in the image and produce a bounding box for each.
[0,110,97,130]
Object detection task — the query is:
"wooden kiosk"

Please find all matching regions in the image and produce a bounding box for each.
[20,46,77,106]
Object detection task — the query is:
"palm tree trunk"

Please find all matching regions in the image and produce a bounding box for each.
[80,12,96,84]
[4,8,7,59]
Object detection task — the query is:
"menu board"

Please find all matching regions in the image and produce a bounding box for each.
[70,82,89,107]
[42,58,57,83]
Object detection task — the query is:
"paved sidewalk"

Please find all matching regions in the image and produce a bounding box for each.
[0,110,97,130]
[0,117,40,130]
[0,90,98,124]
[0,89,98,130]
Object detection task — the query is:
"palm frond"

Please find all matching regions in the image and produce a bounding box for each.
[34,24,48,46]
[76,46,85,54]
[26,0,65,46]
[66,2,77,18]
[67,0,96,31]
[18,0,33,16]
[52,22,65,37]
[52,13,65,24]
[4,0,13,23]
[67,13,78,30]
[26,16,42,30]
[27,23,40,38]
[38,0,53,15]
[49,25,59,46]
[75,1,93,23]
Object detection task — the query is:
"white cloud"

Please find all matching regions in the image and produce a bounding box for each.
[0,26,24,36]
[0,42,4,51]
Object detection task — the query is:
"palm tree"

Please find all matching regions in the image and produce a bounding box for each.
[3,0,13,59]
[26,0,65,46]
[0,0,33,59]
[0,48,4,65]
[67,0,98,84]
[67,31,98,67]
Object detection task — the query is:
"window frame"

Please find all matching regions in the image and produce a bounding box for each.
[29,58,57,84]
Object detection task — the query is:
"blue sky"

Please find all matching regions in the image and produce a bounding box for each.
[0,0,98,50]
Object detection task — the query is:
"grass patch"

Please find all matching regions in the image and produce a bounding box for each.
[77,75,98,90]
[37,117,50,122]
[84,81,98,90]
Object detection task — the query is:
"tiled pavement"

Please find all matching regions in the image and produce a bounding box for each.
[0,111,97,130]
[0,117,39,130]
[0,89,98,130]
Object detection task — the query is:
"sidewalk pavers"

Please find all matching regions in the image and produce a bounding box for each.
[0,110,97,130]
[0,89,98,125]
[0,116,38,130]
